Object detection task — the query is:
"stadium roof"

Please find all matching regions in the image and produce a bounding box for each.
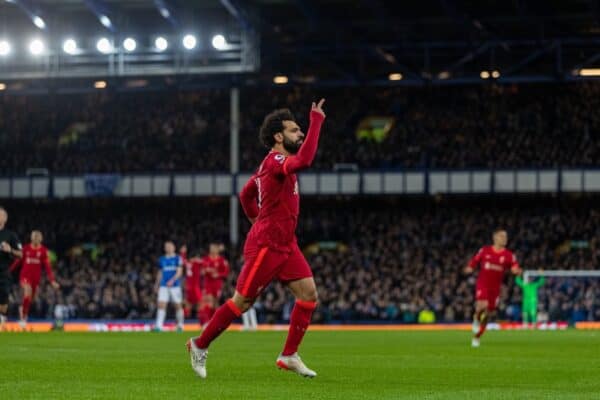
[0,0,598,86]
[5,1,594,38]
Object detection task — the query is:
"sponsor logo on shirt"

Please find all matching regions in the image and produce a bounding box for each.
[484,262,504,272]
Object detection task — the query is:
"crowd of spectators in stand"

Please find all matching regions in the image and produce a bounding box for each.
[1,82,600,175]
[4,196,599,324]
[5,198,229,320]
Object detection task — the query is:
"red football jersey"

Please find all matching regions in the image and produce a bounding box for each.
[468,246,519,290]
[179,250,201,289]
[185,259,203,289]
[10,244,54,283]
[239,110,325,253]
[240,151,301,252]
[200,255,230,287]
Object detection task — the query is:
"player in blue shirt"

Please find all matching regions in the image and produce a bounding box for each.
[154,241,184,331]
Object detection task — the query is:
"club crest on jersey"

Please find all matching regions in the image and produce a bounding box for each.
[274,154,285,163]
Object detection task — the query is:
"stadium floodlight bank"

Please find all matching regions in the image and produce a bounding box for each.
[0,31,259,80]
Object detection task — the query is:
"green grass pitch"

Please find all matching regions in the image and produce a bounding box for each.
[1,330,599,399]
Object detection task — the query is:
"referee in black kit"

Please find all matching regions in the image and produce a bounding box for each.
[0,206,22,330]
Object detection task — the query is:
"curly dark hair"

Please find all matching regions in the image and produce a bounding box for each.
[259,108,296,148]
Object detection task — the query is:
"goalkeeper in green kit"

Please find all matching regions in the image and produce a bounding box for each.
[515,271,545,328]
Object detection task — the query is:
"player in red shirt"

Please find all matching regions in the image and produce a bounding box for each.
[198,243,230,324]
[9,230,59,328]
[187,99,326,379]
[464,228,521,347]
[179,245,203,323]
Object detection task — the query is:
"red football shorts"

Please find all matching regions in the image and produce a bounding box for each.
[20,276,40,297]
[236,242,313,298]
[476,284,500,311]
[204,282,224,298]
[185,285,202,304]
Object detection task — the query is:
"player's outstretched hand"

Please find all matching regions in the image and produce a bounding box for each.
[463,266,474,275]
[51,281,60,290]
[311,98,326,118]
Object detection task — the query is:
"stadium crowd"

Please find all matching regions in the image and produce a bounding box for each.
[1,82,600,175]
[4,196,599,324]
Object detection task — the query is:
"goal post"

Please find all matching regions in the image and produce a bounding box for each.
[523,269,600,282]
[520,270,600,326]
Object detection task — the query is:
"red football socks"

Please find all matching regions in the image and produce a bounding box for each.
[194,299,241,349]
[22,296,31,319]
[282,300,317,356]
[475,310,489,339]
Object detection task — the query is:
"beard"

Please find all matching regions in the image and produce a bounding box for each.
[282,136,302,154]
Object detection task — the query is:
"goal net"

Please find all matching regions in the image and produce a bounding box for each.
[520,270,600,327]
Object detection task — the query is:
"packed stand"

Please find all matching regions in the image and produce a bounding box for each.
[2,82,600,175]
[3,196,599,323]
[5,198,229,320]
[0,90,230,174]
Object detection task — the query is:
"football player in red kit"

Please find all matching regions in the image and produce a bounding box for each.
[464,228,522,347]
[10,230,59,328]
[179,245,203,323]
[198,243,230,324]
[187,99,326,379]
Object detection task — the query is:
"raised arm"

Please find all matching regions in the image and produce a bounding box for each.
[282,99,326,175]
[515,276,524,288]
[533,276,546,288]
